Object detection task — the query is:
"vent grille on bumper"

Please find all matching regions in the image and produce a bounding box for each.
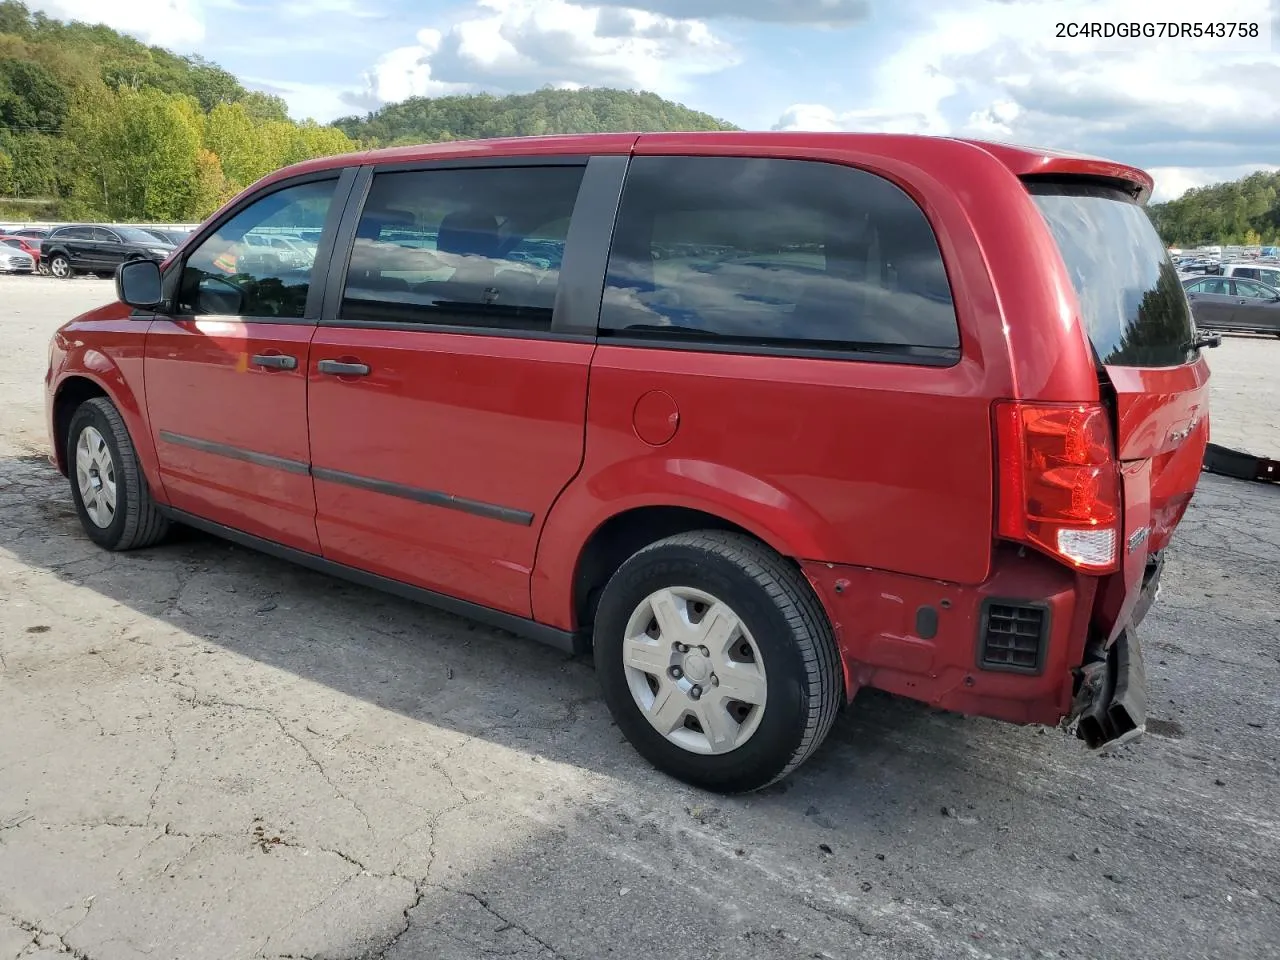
[980,602,1048,674]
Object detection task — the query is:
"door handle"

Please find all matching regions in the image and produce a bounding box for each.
[251,353,298,370]
[317,359,370,377]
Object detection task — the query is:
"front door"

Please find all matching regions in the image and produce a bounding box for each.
[1184,277,1235,330]
[1228,277,1280,334]
[91,227,124,270]
[307,159,613,616]
[144,174,349,553]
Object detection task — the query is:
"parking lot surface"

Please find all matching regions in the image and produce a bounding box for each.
[2,276,1278,960]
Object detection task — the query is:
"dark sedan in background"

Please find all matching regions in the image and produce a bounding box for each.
[40,224,174,279]
[1183,275,1280,336]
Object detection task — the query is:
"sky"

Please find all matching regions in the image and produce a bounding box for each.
[26,0,1280,202]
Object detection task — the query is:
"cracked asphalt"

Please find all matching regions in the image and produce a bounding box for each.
[1,276,1278,960]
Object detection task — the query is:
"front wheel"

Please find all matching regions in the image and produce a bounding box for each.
[66,398,170,551]
[594,531,843,793]
[48,254,73,279]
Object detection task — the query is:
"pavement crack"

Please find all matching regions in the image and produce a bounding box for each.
[0,910,97,960]
[447,888,571,960]
[185,695,373,836]
[145,719,178,827]
[366,880,427,960]
[75,690,106,737]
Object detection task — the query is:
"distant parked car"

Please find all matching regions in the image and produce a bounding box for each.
[1220,262,1280,289]
[41,224,174,279]
[0,235,41,272]
[0,237,36,274]
[142,228,191,247]
[8,227,49,242]
[1183,275,1280,336]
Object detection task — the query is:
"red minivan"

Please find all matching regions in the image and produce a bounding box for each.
[44,133,1210,792]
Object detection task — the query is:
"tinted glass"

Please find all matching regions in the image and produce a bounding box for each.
[116,226,165,245]
[1,238,19,248]
[1234,278,1273,299]
[600,156,959,357]
[91,228,117,243]
[1233,267,1259,280]
[340,166,586,332]
[179,179,337,319]
[55,227,90,240]
[1030,183,1196,367]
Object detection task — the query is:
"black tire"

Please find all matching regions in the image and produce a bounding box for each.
[48,253,73,279]
[66,397,170,551]
[594,531,843,793]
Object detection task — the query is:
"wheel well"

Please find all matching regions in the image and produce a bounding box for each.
[52,377,108,473]
[572,506,768,640]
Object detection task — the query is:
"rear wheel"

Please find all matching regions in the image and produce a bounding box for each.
[48,254,72,279]
[66,398,170,551]
[594,531,842,793]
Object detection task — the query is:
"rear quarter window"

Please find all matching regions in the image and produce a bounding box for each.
[600,156,960,361]
[1029,182,1196,368]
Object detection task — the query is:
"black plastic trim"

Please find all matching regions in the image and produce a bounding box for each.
[597,333,961,367]
[158,506,579,655]
[312,467,534,526]
[158,430,311,475]
[553,155,629,337]
[303,166,360,321]
[370,155,592,174]
[976,597,1052,676]
[321,164,374,324]
[309,319,596,342]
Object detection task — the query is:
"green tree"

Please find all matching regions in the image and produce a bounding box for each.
[67,87,203,220]
[240,90,290,123]
[205,101,271,192]
[332,87,738,147]
[0,56,68,131]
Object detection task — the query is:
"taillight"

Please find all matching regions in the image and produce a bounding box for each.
[994,401,1120,574]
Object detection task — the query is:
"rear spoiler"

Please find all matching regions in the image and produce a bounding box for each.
[1203,443,1279,484]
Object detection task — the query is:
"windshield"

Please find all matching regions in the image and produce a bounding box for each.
[117,226,171,245]
[1029,182,1196,368]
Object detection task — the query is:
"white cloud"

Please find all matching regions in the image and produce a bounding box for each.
[352,0,738,110]
[772,0,1279,200]
[26,0,206,49]
[773,104,943,136]
[588,0,870,25]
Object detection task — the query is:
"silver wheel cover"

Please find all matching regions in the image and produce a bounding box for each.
[75,426,118,529]
[622,586,768,755]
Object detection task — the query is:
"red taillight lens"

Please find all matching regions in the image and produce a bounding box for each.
[995,402,1120,573]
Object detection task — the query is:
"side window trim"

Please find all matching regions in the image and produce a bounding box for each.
[319,157,619,341]
[159,167,357,325]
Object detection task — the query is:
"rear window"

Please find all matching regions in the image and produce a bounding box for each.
[1029,182,1195,367]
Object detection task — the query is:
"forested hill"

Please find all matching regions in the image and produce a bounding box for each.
[1148,170,1280,247]
[0,0,351,221]
[332,88,738,146]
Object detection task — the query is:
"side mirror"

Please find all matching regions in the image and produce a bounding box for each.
[117,259,163,310]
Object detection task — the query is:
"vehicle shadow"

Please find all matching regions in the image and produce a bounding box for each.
[6,452,1277,959]
[0,451,1052,802]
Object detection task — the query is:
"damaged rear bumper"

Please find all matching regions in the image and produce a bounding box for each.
[1070,629,1147,749]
